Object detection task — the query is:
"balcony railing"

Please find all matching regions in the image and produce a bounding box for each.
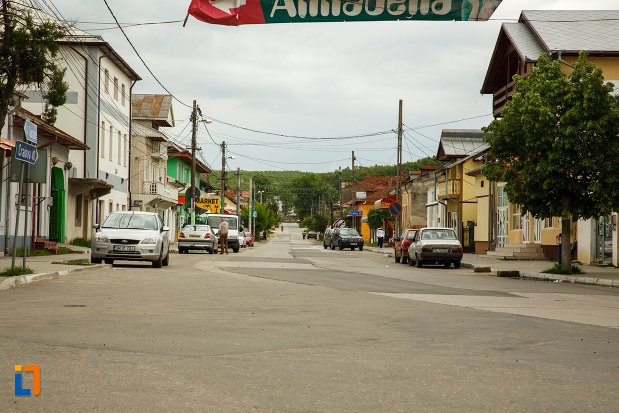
[492,70,531,117]
[150,143,168,160]
[142,181,177,203]
[438,179,461,199]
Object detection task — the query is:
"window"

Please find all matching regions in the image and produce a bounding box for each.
[75,194,83,226]
[104,69,109,93]
[100,121,106,158]
[121,84,126,106]
[145,161,150,181]
[117,131,121,165]
[122,204,126,211]
[113,77,118,100]
[480,180,484,188]
[109,200,114,216]
[512,204,522,230]
[123,135,128,167]
[544,217,553,228]
[178,163,182,182]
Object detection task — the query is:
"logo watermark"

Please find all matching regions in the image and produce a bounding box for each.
[14,365,40,396]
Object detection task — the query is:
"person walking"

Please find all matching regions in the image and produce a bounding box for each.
[218,218,229,255]
[376,227,385,248]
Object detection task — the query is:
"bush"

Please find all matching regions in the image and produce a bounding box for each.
[542,263,584,275]
[1,266,35,277]
[69,238,92,248]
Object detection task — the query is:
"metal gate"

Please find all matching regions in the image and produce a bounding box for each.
[462,223,475,253]
[596,216,612,264]
[496,185,508,248]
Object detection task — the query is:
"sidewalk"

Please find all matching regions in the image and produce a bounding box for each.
[364,246,619,287]
[0,246,109,291]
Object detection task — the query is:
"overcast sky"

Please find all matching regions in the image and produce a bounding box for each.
[48,0,618,173]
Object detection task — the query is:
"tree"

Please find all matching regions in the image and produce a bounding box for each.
[0,1,68,129]
[289,173,331,219]
[483,52,619,272]
[367,208,391,231]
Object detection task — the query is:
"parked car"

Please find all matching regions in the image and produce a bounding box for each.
[239,231,246,248]
[91,211,170,268]
[178,224,218,254]
[307,231,318,239]
[323,228,333,248]
[330,227,364,251]
[206,214,241,253]
[244,231,254,247]
[407,227,463,268]
[394,229,418,264]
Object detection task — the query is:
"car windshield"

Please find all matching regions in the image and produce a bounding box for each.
[245,232,252,236]
[421,229,457,240]
[184,225,211,232]
[102,213,158,230]
[407,231,417,240]
[206,216,238,230]
[340,228,359,236]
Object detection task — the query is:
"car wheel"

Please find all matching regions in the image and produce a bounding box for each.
[178,247,184,254]
[395,254,401,263]
[323,243,327,249]
[416,254,423,268]
[408,256,415,266]
[402,256,408,265]
[454,260,461,269]
[104,259,114,265]
[91,257,102,264]
[208,247,214,254]
[338,242,343,251]
[233,247,240,253]
[351,247,355,251]
[359,246,363,251]
[152,252,163,268]
[330,242,335,250]
[443,261,451,268]
[162,249,170,266]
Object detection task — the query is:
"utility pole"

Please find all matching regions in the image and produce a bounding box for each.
[236,167,241,222]
[221,141,226,214]
[396,99,403,239]
[190,100,197,225]
[249,177,253,235]
[338,166,342,218]
[351,151,356,230]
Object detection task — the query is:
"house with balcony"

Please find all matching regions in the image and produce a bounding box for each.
[425,130,488,253]
[480,9,619,264]
[19,13,140,242]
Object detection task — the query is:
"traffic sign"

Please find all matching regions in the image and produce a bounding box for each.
[347,210,363,216]
[252,210,257,217]
[15,141,38,164]
[389,201,402,217]
[24,120,37,144]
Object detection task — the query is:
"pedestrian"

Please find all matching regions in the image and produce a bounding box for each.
[302,231,306,239]
[218,218,229,255]
[376,227,385,248]
[281,225,284,232]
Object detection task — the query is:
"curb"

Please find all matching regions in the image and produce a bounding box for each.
[0,264,111,291]
[519,271,619,287]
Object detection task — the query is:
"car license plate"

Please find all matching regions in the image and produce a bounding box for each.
[350,243,357,246]
[190,235,200,238]
[113,245,135,252]
[433,248,449,253]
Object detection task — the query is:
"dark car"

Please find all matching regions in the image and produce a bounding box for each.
[323,228,333,249]
[307,231,318,239]
[330,227,364,251]
[394,229,418,264]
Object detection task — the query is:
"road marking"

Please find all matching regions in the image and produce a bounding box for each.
[371,292,619,328]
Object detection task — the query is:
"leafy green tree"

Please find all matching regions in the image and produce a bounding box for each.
[483,52,619,272]
[0,1,68,129]
[367,208,391,231]
[289,173,330,219]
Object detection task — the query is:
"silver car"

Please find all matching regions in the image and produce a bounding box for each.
[178,224,218,254]
[407,227,463,268]
[91,211,170,268]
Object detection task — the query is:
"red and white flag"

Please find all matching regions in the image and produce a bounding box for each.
[188,0,265,26]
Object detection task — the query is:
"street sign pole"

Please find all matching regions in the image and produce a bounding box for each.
[23,165,30,267]
[11,162,25,269]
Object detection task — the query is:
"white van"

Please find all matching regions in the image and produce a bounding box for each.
[205,214,241,253]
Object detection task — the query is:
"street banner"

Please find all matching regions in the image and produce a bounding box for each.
[187,0,502,26]
[196,197,222,213]
[241,190,250,198]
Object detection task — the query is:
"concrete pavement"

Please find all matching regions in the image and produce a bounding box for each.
[363,245,619,287]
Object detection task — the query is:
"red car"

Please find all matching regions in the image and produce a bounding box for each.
[394,229,418,264]
[244,231,254,247]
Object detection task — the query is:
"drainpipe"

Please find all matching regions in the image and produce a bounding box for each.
[487,179,493,252]
[433,172,437,226]
[128,79,136,210]
[70,46,89,180]
[95,54,103,225]
[554,51,576,70]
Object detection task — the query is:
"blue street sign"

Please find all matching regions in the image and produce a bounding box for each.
[24,120,37,144]
[15,141,38,164]
[389,201,402,217]
[252,210,257,217]
[347,210,363,216]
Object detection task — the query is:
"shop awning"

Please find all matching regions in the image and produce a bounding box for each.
[0,137,15,151]
[14,108,89,150]
[374,194,396,209]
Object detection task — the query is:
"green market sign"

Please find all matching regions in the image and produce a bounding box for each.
[187,0,502,26]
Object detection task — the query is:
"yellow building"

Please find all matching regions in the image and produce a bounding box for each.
[480,9,619,262]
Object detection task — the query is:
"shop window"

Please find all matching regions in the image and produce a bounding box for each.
[512,204,522,230]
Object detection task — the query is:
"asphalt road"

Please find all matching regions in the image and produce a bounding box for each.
[1,223,617,412]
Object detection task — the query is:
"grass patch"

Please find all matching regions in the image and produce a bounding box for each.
[542,263,584,275]
[51,261,94,266]
[69,238,92,248]
[1,266,35,277]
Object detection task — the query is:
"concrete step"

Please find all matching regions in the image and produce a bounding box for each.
[514,251,546,260]
[506,243,544,250]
